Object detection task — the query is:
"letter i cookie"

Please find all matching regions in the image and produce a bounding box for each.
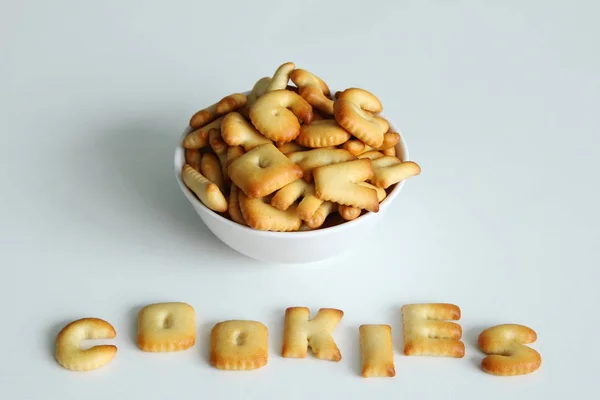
[401,303,465,358]
[360,324,395,378]
[137,302,196,352]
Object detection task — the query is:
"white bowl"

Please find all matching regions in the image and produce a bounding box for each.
[174,93,412,264]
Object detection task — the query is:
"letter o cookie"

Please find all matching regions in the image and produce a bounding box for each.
[137,302,196,352]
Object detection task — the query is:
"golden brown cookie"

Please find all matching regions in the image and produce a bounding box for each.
[185,149,202,165]
[296,119,351,148]
[190,93,247,129]
[478,324,541,376]
[357,150,384,160]
[181,164,228,212]
[287,148,356,182]
[137,302,196,352]
[228,184,247,226]
[208,127,228,155]
[313,159,379,212]
[240,77,271,118]
[183,116,224,149]
[265,62,295,92]
[379,132,400,150]
[343,132,399,155]
[228,143,303,198]
[270,179,323,220]
[247,77,271,106]
[342,139,369,156]
[55,318,117,371]
[337,88,383,113]
[338,205,362,221]
[221,111,272,151]
[277,141,309,155]
[370,157,421,189]
[290,69,334,115]
[336,182,384,221]
[360,324,395,378]
[304,201,337,228]
[249,90,313,144]
[216,93,247,114]
[282,307,343,361]
[382,146,396,157]
[210,320,268,370]
[200,153,225,194]
[334,98,388,148]
[401,303,465,358]
[226,145,246,168]
[361,182,387,202]
[208,128,231,184]
[238,191,302,232]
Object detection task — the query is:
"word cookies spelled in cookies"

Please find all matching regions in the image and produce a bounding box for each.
[54,301,541,378]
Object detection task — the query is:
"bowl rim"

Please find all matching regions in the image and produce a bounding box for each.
[173,90,412,237]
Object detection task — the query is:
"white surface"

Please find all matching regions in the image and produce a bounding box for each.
[174,108,411,264]
[1,1,598,399]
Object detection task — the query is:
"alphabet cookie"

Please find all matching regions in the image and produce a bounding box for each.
[249,90,313,144]
[221,111,272,151]
[55,318,117,371]
[370,157,421,189]
[228,184,247,226]
[190,93,246,129]
[296,119,351,148]
[401,303,465,358]
[183,116,224,149]
[265,62,295,93]
[287,148,356,182]
[345,132,399,155]
[337,88,383,114]
[478,324,541,376]
[338,205,362,221]
[228,143,303,198]
[226,145,246,168]
[334,96,388,148]
[290,68,334,115]
[247,77,271,106]
[200,153,225,194]
[210,320,268,370]
[282,307,343,361]
[313,159,379,212]
[359,324,395,378]
[181,164,228,212]
[240,77,271,118]
[185,148,202,166]
[270,179,324,221]
[137,302,196,352]
[277,141,308,155]
[238,190,302,232]
[303,201,337,228]
[382,146,396,157]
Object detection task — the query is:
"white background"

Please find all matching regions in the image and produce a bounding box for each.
[1,0,598,398]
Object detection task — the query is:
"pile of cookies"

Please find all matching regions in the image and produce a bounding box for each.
[181,62,421,231]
